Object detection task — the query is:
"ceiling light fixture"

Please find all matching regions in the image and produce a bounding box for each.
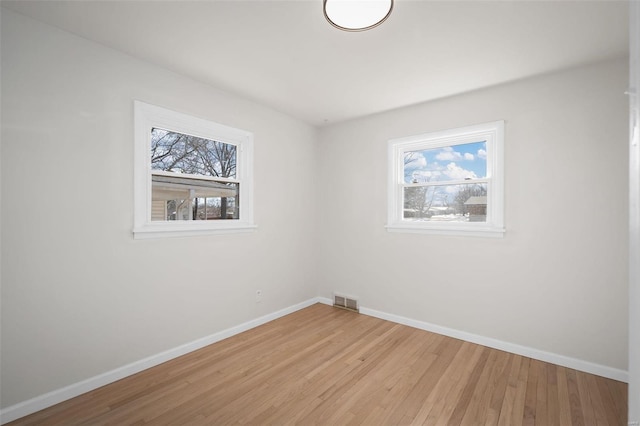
[323,0,394,32]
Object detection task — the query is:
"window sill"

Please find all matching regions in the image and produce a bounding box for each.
[133,222,257,240]
[385,223,505,238]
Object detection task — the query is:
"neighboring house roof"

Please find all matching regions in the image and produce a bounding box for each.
[152,173,236,201]
[464,196,487,205]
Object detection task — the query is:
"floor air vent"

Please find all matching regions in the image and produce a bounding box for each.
[333,293,359,313]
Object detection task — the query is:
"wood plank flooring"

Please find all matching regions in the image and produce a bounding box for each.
[7,303,627,425]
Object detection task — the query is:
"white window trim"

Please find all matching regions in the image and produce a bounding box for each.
[133,101,256,239]
[386,120,505,238]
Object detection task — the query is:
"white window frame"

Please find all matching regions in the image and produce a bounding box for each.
[386,120,505,238]
[133,101,256,239]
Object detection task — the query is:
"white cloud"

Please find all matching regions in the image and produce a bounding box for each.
[442,162,477,180]
[435,147,461,161]
[411,170,441,182]
[436,146,474,162]
[404,152,427,169]
[477,149,487,159]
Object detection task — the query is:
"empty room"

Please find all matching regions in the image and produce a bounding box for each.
[1,0,639,425]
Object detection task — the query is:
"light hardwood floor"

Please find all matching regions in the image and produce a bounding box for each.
[8,303,627,425]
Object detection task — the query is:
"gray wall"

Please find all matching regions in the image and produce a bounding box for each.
[1,9,319,408]
[628,2,640,423]
[317,58,629,372]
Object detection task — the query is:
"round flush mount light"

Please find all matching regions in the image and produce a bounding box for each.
[323,0,394,32]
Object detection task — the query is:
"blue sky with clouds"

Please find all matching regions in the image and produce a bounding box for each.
[403,141,487,184]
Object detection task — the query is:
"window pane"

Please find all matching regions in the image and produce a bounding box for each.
[403,183,487,222]
[151,128,236,179]
[403,141,487,184]
[151,178,239,221]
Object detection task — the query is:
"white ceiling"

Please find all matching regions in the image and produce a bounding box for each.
[2,0,630,127]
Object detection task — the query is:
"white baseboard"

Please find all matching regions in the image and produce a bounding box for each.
[320,297,628,383]
[0,297,322,425]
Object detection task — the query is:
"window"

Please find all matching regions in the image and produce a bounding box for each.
[387,121,504,237]
[134,101,255,239]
